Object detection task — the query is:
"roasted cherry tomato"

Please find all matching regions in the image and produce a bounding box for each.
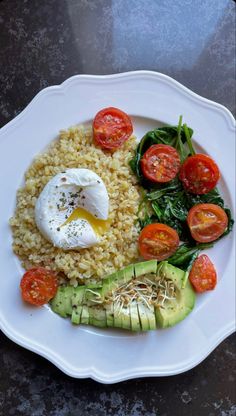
[93,107,133,150]
[138,223,179,260]
[187,203,228,243]
[140,144,181,183]
[20,267,58,306]
[189,254,217,293]
[179,154,220,194]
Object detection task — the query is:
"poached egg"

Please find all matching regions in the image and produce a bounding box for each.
[35,168,109,250]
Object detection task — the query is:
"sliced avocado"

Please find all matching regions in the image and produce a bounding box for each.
[71,305,83,324]
[146,304,156,330]
[89,307,107,328]
[134,260,158,278]
[121,306,131,330]
[156,261,182,290]
[102,261,157,302]
[113,305,132,330]
[154,262,196,328]
[102,265,135,299]
[84,286,103,306]
[71,286,85,325]
[50,285,75,318]
[137,303,150,331]
[50,261,195,331]
[113,304,123,329]
[71,286,85,307]
[130,302,141,331]
[105,303,114,327]
[123,264,135,281]
[80,305,90,325]
[102,270,124,294]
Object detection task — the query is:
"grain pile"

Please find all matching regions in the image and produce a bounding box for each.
[10,126,141,285]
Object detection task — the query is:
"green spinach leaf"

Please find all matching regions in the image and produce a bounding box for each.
[129,116,193,183]
[131,116,234,248]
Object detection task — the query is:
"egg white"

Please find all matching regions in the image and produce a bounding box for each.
[35,168,109,250]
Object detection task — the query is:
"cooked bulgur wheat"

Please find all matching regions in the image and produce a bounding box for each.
[10,126,141,285]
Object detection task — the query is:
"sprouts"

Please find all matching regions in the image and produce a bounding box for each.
[108,275,176,314]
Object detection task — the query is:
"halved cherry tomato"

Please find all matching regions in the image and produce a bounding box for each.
[138,223,179,260]
[93,107,133,150]
[189,254,217,293]
[187,203,228,243]
[179,154,220,194]
[140,144,181,183]
[20,267,58,306]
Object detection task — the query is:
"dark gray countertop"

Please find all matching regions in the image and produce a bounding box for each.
[0,1,235,415]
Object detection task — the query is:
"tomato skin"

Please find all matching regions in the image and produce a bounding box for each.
[179,154,220,194]
[187,203,228,243]
[138,223,179,260]
[189,254,217,293]
[20,268,58,306]
[93,107,133,150]
[141,144,181,183]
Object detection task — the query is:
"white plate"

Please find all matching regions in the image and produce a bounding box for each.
[0,71,235,383]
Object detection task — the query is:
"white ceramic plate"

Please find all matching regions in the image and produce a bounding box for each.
[0,71,235,383]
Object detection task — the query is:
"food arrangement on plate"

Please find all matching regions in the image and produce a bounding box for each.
[10,107,234,331]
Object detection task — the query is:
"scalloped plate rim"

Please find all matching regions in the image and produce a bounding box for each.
[0,71,235,135]
[0,71,235,383]
[0,312,235,383]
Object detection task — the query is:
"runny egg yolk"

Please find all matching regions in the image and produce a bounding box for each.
[63,207,110,235]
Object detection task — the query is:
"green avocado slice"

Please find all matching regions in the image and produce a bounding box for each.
[134,260,158,278]
[121,306,131,330]
[102,265,135,300]
[154,263,196,328]
[146,304,156,330]
[156,261,182,289]
[137,302,150,331]
[89,307,107,328]
[80,305,90,325]
[105,303,132,330]
[84,286,103,306]
[71,305,82,324]
[130,302,141,331]
[113,304,123,329]
[71,286,86,324]
[50,285,75,318]
[105,303,114,327]
[50,261,196,331]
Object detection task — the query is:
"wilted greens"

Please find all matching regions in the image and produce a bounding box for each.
[130,116,234,269]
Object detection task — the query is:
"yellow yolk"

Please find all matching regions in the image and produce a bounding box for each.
[63,207,110,235]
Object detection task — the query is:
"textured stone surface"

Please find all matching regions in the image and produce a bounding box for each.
[0,0,235,415]
[0,0,235,127]
[0,331,236,416]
